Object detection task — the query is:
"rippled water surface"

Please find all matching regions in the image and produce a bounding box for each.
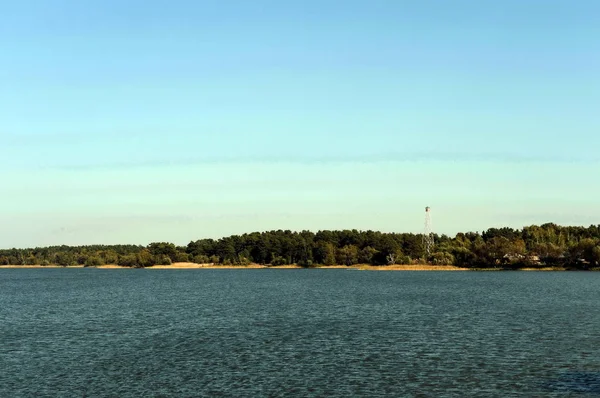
[1,269,600,397]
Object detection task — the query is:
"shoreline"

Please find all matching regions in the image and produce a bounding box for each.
[0,263,577,271]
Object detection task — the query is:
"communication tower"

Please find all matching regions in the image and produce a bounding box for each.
[423,206,434,257]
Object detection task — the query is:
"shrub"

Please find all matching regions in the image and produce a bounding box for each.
[175,252,189,263]
[101,250,119,265]
[84,256,104,267]
[237,256,251,266]
[118,254,139,268]
[358,246,378,264]
[298,259,314,268]
[55,252,75,267]
[137,249,154,267]
[192,255,209,264]
[155,256,172,265]
[24,256,37,265]
[271,256,287,266]
[431,252,455,265]
[397,255,411,265]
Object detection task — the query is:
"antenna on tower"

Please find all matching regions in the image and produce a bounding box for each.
[423,206,434,258]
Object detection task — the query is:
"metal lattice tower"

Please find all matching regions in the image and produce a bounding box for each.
[423,206,434,257]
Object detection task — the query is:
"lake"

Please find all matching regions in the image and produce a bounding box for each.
[1,269,599,397]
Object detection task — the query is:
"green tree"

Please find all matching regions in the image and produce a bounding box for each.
[175,252,189,263]
[323,243,336,265]
[147,242,178,262]
[118,254,139,268]
[217,239,236,263]
[358,246,378,264]
[24,255,37,265]
[337,245,359,266]
[101,250,119,265]
[84,256,104,267]
[137,249,154,268]
[155,255,172,265]
[592,246,600,267]
[271,256,287,266]
[55,252,75,267]
[192,254,209,264]
[431,251,455,265]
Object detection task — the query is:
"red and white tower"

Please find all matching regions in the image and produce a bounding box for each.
[423,206,434,257]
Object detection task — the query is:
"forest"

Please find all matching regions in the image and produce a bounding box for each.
[1,223,600,269]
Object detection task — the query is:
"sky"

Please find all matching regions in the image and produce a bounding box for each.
[1,0,599,248]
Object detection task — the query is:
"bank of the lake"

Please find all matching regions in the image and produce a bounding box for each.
[0,263,465,270]
[3,224,599,271]
[0,263,589,271]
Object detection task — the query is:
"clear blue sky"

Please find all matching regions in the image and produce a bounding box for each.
[1,0,599,248]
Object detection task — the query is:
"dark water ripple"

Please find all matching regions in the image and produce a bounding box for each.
[1,269,600,397]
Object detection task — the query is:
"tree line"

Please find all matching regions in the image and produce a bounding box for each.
[1,223,600,269]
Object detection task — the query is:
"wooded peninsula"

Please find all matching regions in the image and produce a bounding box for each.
[1,223,599,270]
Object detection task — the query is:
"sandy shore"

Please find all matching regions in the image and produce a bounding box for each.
[0,263,571,271]
[148,262,267,269]
[353,264,468,271]
[0,265,88,269]
[0,263,467,270]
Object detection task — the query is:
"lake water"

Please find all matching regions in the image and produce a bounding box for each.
[1,269,599,397]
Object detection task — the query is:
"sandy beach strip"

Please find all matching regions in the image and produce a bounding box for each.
[0,263,467,270]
